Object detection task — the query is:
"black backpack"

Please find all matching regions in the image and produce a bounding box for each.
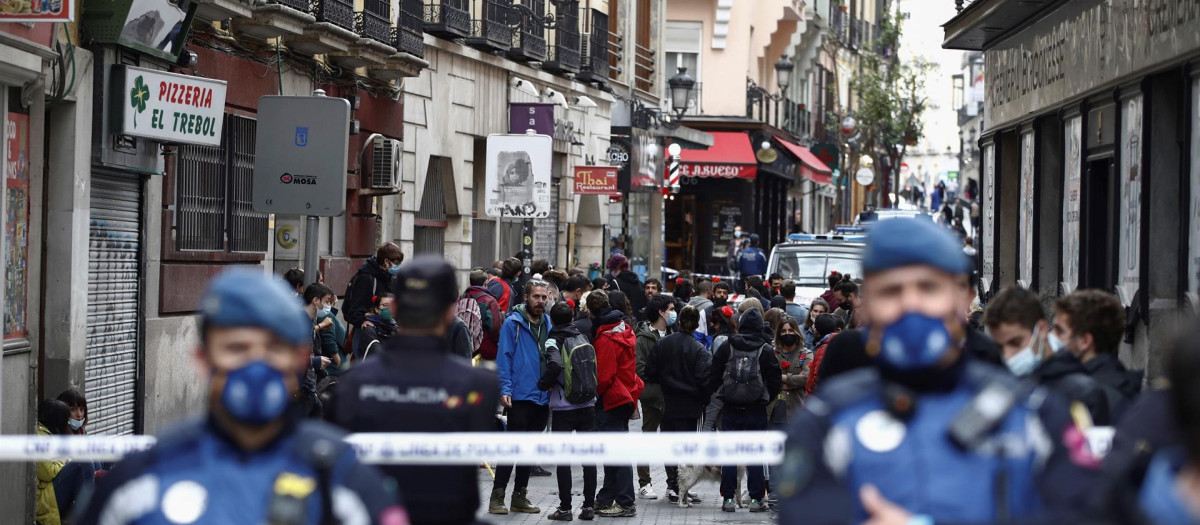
[560,333,598,404]
[720,343,768,405]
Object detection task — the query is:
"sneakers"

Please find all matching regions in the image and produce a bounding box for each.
[579,507,595,521]
[667,489,679,503]
[637,485,658,500]
[548,508,574,521]
[748,499,769,513]
[597,504,636,518]
[510,488,541,514]
[488,489,509,515]
[531,466,553,477]
[721,498,737,512]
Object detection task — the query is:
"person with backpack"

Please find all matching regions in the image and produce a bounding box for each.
[634,295,673,500]
[705,307,781,513]
[701,304,738,431]
[588,289,644,518]
[645,305,711,504]
[490,279,552,515]
[538,302,599,521]
[357,294,397,361]
[487,258,522,313]
[462,269,503,360]
[342,242,405,356]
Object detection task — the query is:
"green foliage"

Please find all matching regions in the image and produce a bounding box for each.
[849,11,932,167]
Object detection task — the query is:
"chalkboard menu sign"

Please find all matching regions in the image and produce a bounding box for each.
[712,203,742,259]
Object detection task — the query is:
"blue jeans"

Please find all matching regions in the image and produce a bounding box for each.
[595,403,635,508]
[54,460,94,518]
[720,408,767,501]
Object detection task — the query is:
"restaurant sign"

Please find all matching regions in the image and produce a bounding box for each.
[115,65,227,146]
[984,0,1200,131]
[573,166,619,194]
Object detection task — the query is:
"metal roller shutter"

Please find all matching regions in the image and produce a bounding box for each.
[86,173,143,436]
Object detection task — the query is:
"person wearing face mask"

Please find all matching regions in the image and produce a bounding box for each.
[301,283,337,418]
[777,218,1099,525]
[727,225,746,275]
[342,242,405,359]
[803,299,830,350]
[984,287,1113,426]
[79,268,403,525]
[633,295,674,500]
[328,256,500,525]
[645,305,711,504]
[356,294,397,360]
[1053,290,1142,423]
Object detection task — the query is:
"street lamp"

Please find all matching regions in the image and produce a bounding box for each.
[775,55,794,91]
[841,115,858,136]
[667,67,696,117]
[632,68,695,130]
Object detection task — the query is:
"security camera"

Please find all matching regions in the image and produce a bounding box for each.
[176,50,198,68]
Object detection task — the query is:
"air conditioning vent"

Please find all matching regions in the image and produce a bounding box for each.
[366,137,401,191]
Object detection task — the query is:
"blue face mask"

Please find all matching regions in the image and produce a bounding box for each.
[320,305,332,316]
[388,264,401,276]
[1047,332,1069,354]
[219,360,289,426]
[667,311,677,326]
[1005,326,1042,377]
[875,312,956,371]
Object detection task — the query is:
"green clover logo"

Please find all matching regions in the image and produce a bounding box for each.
[130,76,149,128]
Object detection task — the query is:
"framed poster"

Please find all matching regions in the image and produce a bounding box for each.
[981,142,995,295]
[712,203,741,259]
[1190,80,1200,306]
[1019,130,1035,289]
[484,133,553,218]
[1062,115,1082,295]
[1118,94,1143,306]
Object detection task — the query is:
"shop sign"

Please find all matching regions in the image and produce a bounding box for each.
[509,102,555,135]
[0,0,71,22]
[628,128,662,192]
[855,167,875,187]
[252,96,351,217]
[811,143,839,171]
[984,0,1200,131]
[116,66,227,146]
[679,164,754,179]
[484,133,553,218]
[573,166,618,195]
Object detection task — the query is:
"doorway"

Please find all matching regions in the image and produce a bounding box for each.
[664,194,696,273]
[1080,157,1117,292]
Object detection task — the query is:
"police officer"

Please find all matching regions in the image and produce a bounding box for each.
[77,268,404,525]
[328,255,500,525]
[777,218,1098,525]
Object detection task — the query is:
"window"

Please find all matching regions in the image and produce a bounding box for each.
[665,21,701,115]
[175,114,269,253]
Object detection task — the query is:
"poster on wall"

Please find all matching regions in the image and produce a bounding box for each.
[5,112,29,340]
[1118,95,1143,306]
[1019,131,1035,289]
[485,133,553,218]
[981,143,995,295]
[712,203,742,259]
[1062,116,1083,295]
[1190,81,1200,307]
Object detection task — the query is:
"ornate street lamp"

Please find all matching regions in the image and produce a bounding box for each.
[667,67,696,117]
[775,55,794,91]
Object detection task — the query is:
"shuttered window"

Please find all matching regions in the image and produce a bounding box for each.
[175,114,268,253]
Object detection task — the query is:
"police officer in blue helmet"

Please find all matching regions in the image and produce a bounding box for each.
[777,218,1098,525]
[78,268,405,525]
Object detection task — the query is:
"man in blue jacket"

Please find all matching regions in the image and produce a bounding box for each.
[737,234,768,291]
[491,279,552,515]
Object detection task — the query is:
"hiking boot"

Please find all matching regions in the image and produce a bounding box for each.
[598,504,635,518]
[579,507,595,521]
[748,499,769,513]
[722,498,737,512]
[511,488,541,513]
[488,489,509,514]
[548,508,574,521]
[637,485,658,500]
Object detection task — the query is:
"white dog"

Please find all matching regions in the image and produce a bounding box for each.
[674,465,746,508]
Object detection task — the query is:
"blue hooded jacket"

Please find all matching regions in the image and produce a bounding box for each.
[497,304,551,405]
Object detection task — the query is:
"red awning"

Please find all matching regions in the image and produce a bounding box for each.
[678,132,757,179]
[773,137,833,185]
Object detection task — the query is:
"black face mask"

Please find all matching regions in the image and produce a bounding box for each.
[779,333,800,347]
[713,297,728,307]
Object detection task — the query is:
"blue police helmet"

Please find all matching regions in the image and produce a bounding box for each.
[199,267,312,346]
[862,218,971,276]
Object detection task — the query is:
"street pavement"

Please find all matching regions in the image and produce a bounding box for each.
[476,416,775,525]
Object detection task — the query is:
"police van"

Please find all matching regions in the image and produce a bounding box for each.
[765,228,865,308]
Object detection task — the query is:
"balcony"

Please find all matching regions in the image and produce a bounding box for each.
[543,2,580,75]
[466,0,513,52]
[425,0,471,40]
[574,9,609,85]
[954,0,979,11]
[633,43,654,93]
[312,0,355,32]
[233,0,315,42]
[395,0,426,58]
[508,0,546,62]
[356,0,391,46]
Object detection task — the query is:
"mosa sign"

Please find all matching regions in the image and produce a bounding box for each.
[117,66,227,146]
[573,166,618,195]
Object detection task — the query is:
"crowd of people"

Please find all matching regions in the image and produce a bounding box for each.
[37,217,1200,525]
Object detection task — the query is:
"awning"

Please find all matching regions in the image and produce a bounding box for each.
[678,132,757,179]
[773,137,833,184]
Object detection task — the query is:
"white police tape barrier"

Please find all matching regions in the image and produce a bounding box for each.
[0,431,786,465]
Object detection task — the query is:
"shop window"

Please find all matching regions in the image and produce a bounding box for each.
[175,114,269,253]
[5,88,29,340]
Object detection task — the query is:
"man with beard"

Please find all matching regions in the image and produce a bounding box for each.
[777,219,1097,525]
[490,280,553,515]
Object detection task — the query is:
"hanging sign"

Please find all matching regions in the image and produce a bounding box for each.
[509,102,555,136]
[115,65,228,146]
[573,166,618,195]
[485,133,553,218]
[855,167,875,187]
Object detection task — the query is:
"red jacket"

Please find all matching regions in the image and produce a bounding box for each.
[806,335,833,396]
[594,318,643,411]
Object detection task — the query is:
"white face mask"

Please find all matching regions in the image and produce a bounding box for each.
[1047,331,1068,354]
[1004,325,1042,377]
[68,418,84,431]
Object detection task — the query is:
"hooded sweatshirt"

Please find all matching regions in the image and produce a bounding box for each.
[706,308,782,410]
[496,303,551,405]
[594,308,643,410]
[539,322,598,411]
[342,256,392,328]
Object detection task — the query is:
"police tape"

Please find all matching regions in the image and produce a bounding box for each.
[0,431,786,465]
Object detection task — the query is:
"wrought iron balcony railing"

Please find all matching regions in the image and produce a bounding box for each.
[267,0,311,15]
[356,0,391,45]
[425,0,471,39]
[543,0,580,74]
[395,0,425,57]
[508,0,546,62]
[466,0,513,52]
[313,0,356,32]
[575,9,609,84]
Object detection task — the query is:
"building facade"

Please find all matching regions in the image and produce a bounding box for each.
[945,0,1200,378]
